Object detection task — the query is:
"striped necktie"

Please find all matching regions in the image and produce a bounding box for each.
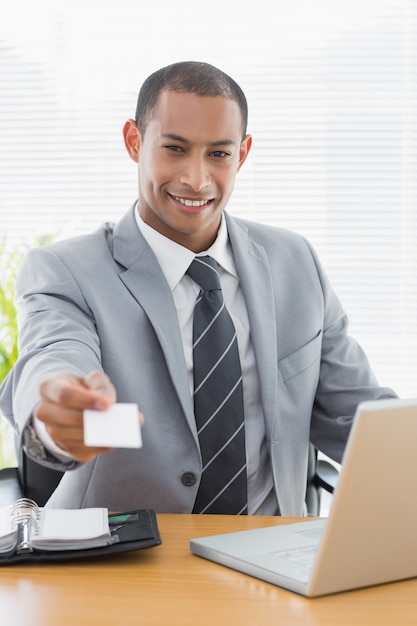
[187,256,248,515]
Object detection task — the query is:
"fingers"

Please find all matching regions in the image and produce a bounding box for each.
[39,372,115,413]
[84,371,117,406]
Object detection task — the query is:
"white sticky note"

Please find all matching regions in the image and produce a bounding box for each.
[83,403,142,448]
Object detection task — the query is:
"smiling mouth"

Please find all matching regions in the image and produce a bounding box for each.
[171,194,213,208]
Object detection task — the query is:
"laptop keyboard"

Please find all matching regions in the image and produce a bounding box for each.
[271,545,317,570]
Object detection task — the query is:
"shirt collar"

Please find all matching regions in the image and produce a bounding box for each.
[135,206,237,291]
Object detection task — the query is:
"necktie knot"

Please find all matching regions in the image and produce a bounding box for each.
[187,256,221,293]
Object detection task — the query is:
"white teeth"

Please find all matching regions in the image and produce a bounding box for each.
[175,196,209,207]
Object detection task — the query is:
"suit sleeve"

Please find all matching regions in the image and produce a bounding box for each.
[0,245,102,469]
[306,240,397,462]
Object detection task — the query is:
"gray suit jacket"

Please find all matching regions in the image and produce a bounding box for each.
[0,205,395,514]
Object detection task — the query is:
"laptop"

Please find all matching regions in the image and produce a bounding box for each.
[190,397,417,597]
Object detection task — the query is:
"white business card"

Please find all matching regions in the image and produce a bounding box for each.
[83,403,142,448]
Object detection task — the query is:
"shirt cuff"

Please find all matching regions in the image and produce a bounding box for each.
[32,415,73,459]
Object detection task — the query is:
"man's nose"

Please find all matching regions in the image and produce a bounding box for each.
[179,158,211,192]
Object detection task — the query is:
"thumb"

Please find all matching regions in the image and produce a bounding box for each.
[84,371,117,408]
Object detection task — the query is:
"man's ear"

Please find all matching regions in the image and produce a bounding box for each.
[122,119,141,163]
[237,134,252,172]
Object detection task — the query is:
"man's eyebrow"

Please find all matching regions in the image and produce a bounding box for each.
[161,133,237,147]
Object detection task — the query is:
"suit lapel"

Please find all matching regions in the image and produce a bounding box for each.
[110,206,196,434]
[226,214,279,438]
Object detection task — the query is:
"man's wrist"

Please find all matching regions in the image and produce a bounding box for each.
[31,414,73,459]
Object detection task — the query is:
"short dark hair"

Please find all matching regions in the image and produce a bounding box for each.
[135,61,248,139]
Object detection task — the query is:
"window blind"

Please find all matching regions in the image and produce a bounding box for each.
[0,0,416,397]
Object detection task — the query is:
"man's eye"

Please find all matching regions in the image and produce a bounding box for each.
[165,145,183,152]
[212,150,228,158]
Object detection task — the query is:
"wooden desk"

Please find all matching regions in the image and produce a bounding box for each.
[0,514,415,625]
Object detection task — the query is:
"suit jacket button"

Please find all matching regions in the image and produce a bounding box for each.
[181,472,196,486]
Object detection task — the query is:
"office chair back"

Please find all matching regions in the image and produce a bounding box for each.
[16,449,64,506]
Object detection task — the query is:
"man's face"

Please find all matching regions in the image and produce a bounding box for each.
[124,90,252,252]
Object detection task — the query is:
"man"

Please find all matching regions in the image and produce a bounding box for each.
[0,61,395,515]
